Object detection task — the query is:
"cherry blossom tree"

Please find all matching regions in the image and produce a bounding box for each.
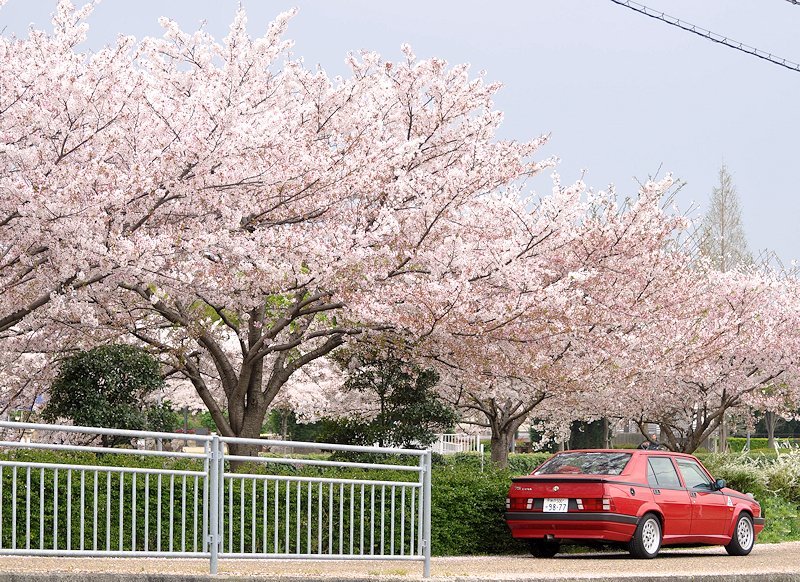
[428,176,697,467]
[19,6,549,456]
[607,268,800,453]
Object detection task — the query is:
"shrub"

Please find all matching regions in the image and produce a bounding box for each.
[431,465,524,555]
[701,447,800,503]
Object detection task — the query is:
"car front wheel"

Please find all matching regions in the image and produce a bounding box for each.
[725,513,755,556]
[529,539,560,558]
[628,513,661,559]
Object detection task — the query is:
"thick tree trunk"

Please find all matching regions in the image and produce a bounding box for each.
[227,405,268,471]
[488,416,526,469]
[489,430,513,469]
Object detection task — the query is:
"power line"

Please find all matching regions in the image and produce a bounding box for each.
[609,0,800,73]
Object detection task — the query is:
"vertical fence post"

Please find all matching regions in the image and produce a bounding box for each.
[208,436,220,574]
[422,450,431,578]
[202,440,210,553]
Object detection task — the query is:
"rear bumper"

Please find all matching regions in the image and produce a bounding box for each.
[505,511,638,543]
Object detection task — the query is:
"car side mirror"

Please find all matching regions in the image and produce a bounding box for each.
[714,478,726,491]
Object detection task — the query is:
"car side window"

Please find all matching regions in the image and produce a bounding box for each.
[676,458,714,489]
[647,457,682,488]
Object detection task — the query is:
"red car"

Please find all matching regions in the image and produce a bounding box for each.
[505,449,764,558]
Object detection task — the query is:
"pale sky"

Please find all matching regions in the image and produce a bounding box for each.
[3,0,798,264]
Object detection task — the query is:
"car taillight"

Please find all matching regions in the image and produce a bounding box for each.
[577,498,615,511]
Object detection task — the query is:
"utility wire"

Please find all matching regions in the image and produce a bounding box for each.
[610,0,800,73]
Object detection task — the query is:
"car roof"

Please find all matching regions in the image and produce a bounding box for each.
[555,448,699,459]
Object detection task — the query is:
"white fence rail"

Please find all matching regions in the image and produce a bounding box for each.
[0,421,432,576]
[431,433,481,455]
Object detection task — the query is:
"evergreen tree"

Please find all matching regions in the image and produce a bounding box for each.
[699,164,752,271]
[43,345,176,446]
[699,164,752,452]
[319,355,457,448]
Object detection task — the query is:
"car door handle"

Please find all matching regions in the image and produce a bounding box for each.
[689,491,697,497]
[652,489,660,495]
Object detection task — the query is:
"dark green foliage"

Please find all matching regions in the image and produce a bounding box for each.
[43,345,175,445]
[199,409,227,433]
[318,358,457,448]
[757,495,800,543]
[264,408,323,442]
[430,465,525,555]
[145,401,180,434]
[569,420,607,449]
[443,452,550,476]
[0,449,203,551]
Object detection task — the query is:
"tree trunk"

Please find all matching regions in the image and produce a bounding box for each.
[488,416,527,469]
[489,430,513,469]
[227,405,267,471]
[281,409,289,440]
[766,411,777,450]
[719,414,729,453]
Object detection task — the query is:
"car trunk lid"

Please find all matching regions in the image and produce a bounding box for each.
[507,476,609,512]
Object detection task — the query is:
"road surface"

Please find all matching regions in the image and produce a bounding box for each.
[0,542,798,580]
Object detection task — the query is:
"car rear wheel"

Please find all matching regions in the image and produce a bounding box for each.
[628,513,661,559]
[529,539,560,558]
[725,513,754,556]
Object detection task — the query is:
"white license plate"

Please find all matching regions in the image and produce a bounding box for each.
[543,498,569,512]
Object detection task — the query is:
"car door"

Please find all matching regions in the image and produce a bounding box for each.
[646,456,693,537]
[674,457,730,537]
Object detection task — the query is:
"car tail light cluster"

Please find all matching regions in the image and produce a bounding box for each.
[575,498,615,512]
[506,497,615,512]
[506,497,530,510]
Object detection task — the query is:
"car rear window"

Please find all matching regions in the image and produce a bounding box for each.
[534,452,632,476]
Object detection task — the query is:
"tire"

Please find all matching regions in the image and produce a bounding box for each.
[725,513,755,556]
[628,513,661,559]
[529,539,560,558]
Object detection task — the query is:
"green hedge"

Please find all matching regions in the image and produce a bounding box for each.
[727,437,800,452]
[431,465,524,555]
[440,452,549,475]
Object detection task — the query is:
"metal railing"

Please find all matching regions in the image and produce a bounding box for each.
[0,421,432,576]
[431,433,481,454]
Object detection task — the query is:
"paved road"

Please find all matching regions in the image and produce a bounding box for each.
[0,542,798,580]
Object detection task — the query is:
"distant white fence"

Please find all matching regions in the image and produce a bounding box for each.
[431,434,482,455]
[0,421,432,576]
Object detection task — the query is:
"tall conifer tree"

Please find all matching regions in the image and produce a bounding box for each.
[700,164,752,271]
